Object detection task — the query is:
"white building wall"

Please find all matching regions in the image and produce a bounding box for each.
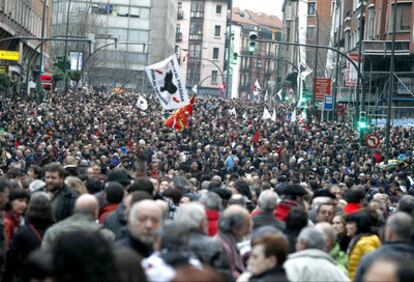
[231,24,242,99]
[177,0,191,86]
[201,0,227,88]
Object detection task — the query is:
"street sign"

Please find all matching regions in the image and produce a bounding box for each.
[314,77,331,101]
[324,95,334,111]
[366,134,380,148]
[0,50,19,61]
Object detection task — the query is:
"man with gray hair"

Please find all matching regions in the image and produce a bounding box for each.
[216,205,252,280]
[354,212,414,281]
[117,200,163,258]
[174,203,230,277]
[284,227,349,282]
[252,190,284,231]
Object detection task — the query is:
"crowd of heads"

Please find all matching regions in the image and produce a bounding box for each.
[0,88,413,281]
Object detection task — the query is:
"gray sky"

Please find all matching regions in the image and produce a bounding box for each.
[233,0,283,18]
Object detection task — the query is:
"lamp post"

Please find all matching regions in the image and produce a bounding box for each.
[62,0,72,94]
[356,0,366,118]
[39,0,47,73]
[385,0,398,162]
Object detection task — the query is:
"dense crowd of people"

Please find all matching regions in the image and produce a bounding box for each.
[0,88,413,282]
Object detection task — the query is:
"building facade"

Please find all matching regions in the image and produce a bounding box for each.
[176,0,228,96]
[230,8,282,99]
[280,0,333,96]
[334,0,413,117]
[0,0,52,78]
[51,0,176,89]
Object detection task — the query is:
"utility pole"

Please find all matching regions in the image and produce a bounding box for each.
[226,0,233,100]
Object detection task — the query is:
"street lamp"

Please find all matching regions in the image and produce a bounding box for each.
[63,0,72,94]
[39,0,47,73]
[289,0,319,107]
[385,0,398,162]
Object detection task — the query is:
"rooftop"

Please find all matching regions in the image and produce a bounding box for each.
[232,7,283,30]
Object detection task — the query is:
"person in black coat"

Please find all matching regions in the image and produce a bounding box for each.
[43,163,79,222]
[4,193,54,282]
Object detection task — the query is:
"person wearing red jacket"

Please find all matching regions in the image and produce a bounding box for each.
[200,192,222,236]
[98,182,124,224]
[4,190,29,251]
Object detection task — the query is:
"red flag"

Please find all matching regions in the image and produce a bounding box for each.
[164,96,195,132]
[252,130,260,143]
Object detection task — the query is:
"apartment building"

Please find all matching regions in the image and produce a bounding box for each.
[52,0,177,88]
[176,0,228,96]
[231,8,282,99]
[0,0,52,77]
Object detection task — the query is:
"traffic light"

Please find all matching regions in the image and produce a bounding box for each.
[231,52,238,65]
[248,31,258,53]
[357,111,368,129]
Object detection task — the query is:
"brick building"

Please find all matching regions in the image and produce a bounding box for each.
[0,0,52,77]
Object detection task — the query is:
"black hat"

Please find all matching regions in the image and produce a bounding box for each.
[108,169,133,186]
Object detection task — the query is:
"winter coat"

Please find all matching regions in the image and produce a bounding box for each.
[104,203,127,240]
[284,249,350,282]
[99,203,118,224]
[249,266,289,282]
[187,231,231,278]
[343,202,361,215]
[205,208,219,236]
[3,223,49,282]
[216,231,245,280]
[0,216,6,281]
[51,185,79,222]
[274,200,298,222]
[354,241,414,282]
[330,242,348,276]
[347,234,381,281]
[3,211,22,251]
[116,230,152,258]
[42,213,115,251]
[252,210,285,231]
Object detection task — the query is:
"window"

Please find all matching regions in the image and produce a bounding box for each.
[214,25,221,37]
[391,3,412,32]
[367,7,376,39]
[213,47,219,60]
[211,70,218,83]
[308,2,316,15]
[189,44,202,57]
[306,26,315,42]
[216,4,222,14]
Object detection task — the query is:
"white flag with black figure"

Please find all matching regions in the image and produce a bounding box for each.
[145,54,189,110]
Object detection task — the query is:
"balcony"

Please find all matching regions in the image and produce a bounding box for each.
[363,40,411,56]
[176,32,182,42]
[177,10,184,20]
